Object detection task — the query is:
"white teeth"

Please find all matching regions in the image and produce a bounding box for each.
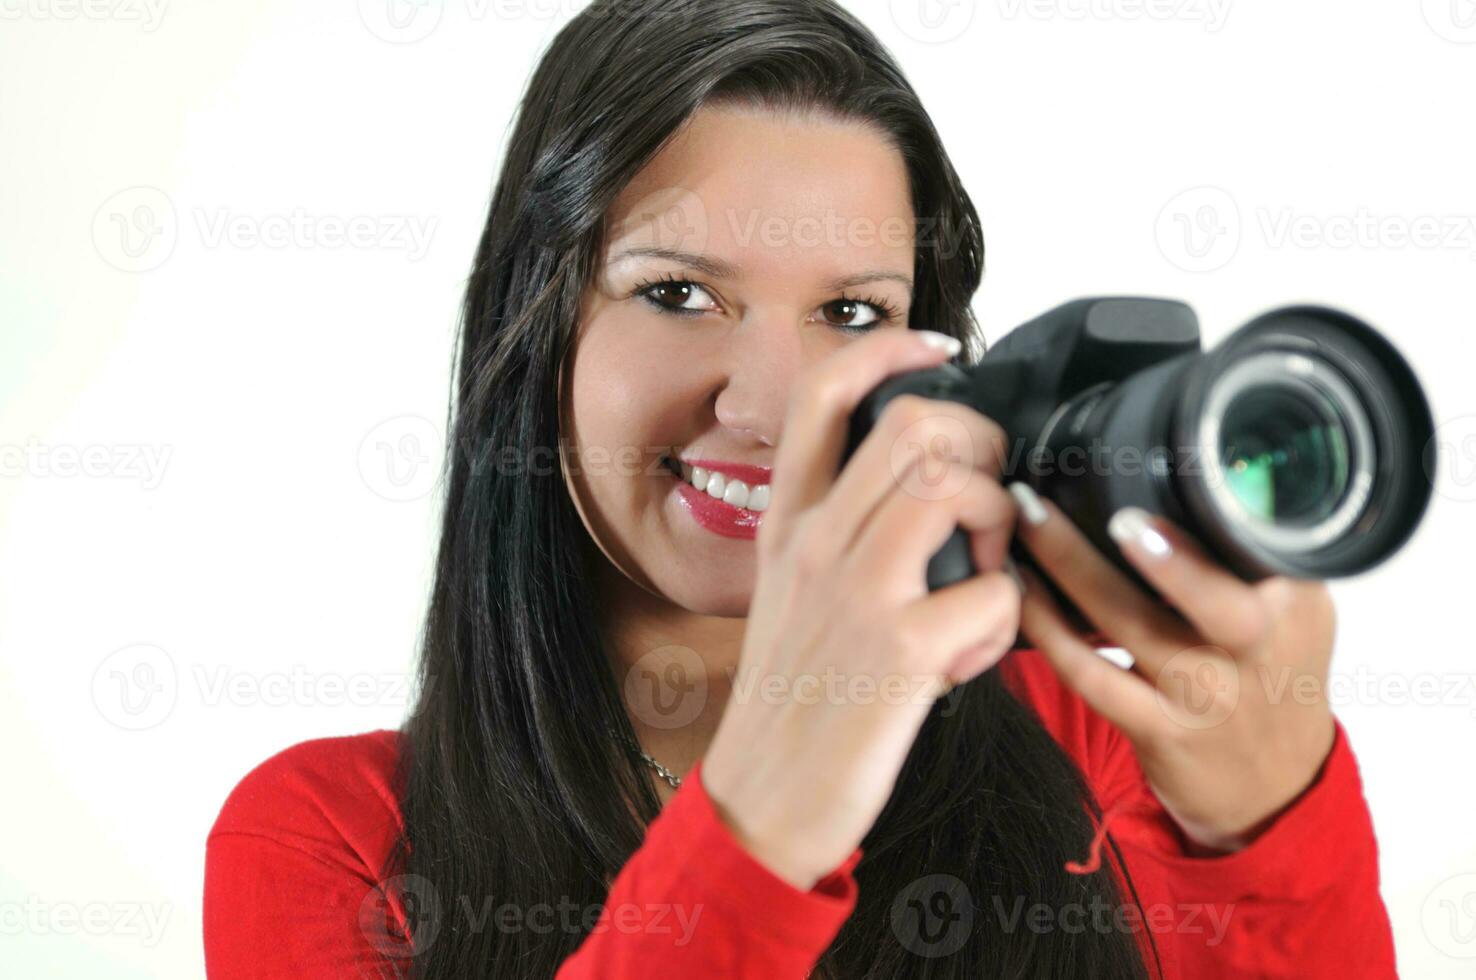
[671,459,770,512]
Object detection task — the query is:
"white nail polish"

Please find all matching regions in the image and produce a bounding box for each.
[915,330,962,357]
[1107,507,1172,559]
[1008,483,1048,526]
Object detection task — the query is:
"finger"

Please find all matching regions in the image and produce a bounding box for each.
[850,460,1016,597]
[1017,566,1159,740]
[1105,507,1271,653]
[762,329,962,544]
[1009,483,1191,676]
[821,395,1008,554]
[895,569,1020,682]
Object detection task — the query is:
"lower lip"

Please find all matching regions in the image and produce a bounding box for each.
[668,468,764,540]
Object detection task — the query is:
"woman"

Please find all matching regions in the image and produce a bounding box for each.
[203,1,1397,976]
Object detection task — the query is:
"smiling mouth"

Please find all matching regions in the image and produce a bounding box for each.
[661,455,771,513]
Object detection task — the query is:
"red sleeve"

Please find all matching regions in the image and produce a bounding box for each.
[204,732,860,978]
[555,759,860,977]
[1001,648,1398,980]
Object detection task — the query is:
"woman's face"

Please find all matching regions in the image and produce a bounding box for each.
[564,105,917,616]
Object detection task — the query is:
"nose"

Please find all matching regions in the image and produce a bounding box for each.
[711,308,810,450]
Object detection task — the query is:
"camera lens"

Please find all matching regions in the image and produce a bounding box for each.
[1197,350,1376,557]
[1218,384,1352,526]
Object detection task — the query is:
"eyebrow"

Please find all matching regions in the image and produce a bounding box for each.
[610,246,914,297]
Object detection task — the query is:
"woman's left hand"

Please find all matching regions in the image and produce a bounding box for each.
[1008,483,1339,854]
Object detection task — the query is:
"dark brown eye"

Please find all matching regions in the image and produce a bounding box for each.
[819,297,895,332]
[825,300,867,326]
[649,282,693,308]
[635,278,718,317]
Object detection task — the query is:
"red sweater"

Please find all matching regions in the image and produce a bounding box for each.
[203,649,1397,978]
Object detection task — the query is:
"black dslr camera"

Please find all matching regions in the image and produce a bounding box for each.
[842,298,1436,592]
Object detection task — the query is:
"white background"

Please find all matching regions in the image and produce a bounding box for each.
[2,0,1473,976]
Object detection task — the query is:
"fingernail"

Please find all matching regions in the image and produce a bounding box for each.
[1008,482,1048,526]
[915,330,962,357]
[1107,507,1172,560]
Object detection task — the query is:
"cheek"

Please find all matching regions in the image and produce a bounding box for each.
[569,309,691,474]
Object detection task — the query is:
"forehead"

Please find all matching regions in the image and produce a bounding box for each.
[603,105,915,284]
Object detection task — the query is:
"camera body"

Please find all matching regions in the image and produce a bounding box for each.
[842,297,1436,592]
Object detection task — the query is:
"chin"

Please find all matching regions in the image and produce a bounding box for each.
[656,575,755,618]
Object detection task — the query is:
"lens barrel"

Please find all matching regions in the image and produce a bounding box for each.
[1033,306,1435,580]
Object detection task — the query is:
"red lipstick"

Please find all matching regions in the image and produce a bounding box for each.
[666,457,771,541]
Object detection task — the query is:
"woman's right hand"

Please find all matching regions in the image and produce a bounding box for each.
[701,328,1022,890]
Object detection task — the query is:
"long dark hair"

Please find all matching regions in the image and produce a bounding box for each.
[389,1,1157,976]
